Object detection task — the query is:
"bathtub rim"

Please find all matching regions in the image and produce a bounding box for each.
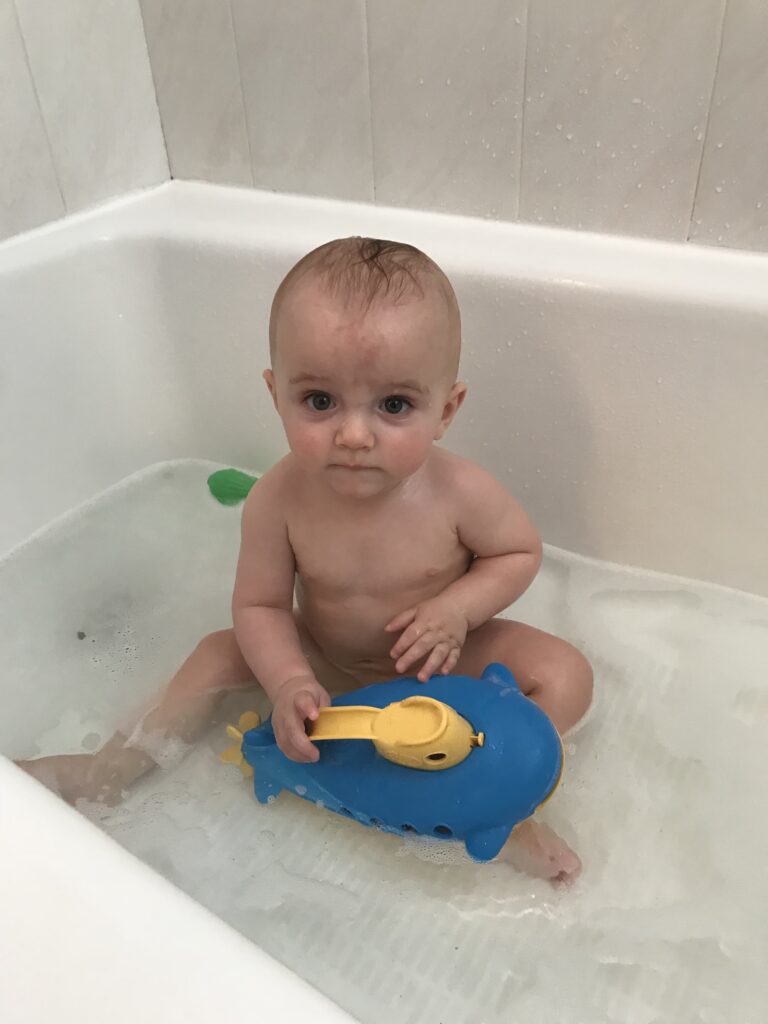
[1,180,767,315]
[0,756,357,1023]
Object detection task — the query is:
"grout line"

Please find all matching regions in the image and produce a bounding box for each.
[12,0,66,211]
[136,0,172,181]
[361,0,377,203]
[227,0,255,188]
[515,0,532,223]
[686,0,730,242]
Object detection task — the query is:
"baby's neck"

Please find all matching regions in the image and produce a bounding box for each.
[300,460,430,514]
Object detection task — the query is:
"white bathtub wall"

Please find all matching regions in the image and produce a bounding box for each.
[137,0,768,253]
[1,184,767,594]
[0,0,168,242]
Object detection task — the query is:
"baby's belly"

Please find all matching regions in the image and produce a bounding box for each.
[296,577,459,681]
[298,593,401,677]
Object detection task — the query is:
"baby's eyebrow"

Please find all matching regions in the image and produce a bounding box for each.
[388,381,429,395]
[288,374,428,396]
[289,373,332,384]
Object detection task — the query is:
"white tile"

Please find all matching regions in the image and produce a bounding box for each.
[521,0,726,240]
[139,0,252,186]
[231,0,372,201]
[0,0,64,240]
[14,0,168,212]
[690,0,768,253]
[367,0,526,219]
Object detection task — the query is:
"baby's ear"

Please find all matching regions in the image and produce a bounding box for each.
[263,369,279,410]
[434,381,467,440]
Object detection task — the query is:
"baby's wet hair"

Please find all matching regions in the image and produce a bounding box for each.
[269,236,460,360]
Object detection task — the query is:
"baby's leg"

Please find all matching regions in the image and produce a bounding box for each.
[20,617,354,805]
[456,618,593,734]
[456,619,593,885]
[19,629,257,804]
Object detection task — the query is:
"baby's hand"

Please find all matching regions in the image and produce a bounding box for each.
[385,596,469,682]
[271,674,331,763]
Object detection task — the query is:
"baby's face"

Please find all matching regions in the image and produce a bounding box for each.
[265,277,464,499]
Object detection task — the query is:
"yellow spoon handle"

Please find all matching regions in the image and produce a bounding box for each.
[307,706,380,741]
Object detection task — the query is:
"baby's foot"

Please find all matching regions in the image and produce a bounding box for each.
[17,753,123,806]
[497,818,581,886]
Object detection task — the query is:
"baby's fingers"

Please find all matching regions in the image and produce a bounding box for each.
[295,691,320,723]
[283,721,319,763]
[440,647,461,675]
[384,607,417,634]
[416,642,455,683]
[390,619,429,661]
[274,708,319,763]
[394,633,435,675]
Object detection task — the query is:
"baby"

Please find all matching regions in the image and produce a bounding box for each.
[21,238,592,883]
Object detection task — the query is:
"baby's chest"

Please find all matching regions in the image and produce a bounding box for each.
[289,512,466,595]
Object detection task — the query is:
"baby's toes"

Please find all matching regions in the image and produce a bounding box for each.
[498,819,582,885]
[550,846,582,887]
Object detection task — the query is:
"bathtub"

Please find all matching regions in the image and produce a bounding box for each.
[1,181,766,1023]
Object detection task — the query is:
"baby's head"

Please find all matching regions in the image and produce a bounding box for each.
[264,237,466,498]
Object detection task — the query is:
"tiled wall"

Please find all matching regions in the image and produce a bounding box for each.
[2,1,767,253]
[0,0,167,243]
[139,0,766,252]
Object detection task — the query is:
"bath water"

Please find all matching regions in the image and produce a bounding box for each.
[2,459,766,1024]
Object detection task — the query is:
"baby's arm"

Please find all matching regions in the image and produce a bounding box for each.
[442,463,542,625]
[387,463,542,679]
[232,471,330,762]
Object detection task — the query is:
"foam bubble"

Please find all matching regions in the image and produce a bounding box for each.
[125,716,192,770]
[396,836,471,868]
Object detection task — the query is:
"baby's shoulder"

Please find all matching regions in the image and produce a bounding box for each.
[430,448,501,496]
[241,455,298,517]
[430,450,520,524]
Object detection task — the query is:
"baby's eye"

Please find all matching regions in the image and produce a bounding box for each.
[380,395,411,416]
[305,392,334,412]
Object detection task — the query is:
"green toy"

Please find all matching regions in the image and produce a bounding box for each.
[207,468,260,506]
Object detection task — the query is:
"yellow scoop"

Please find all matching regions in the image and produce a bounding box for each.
[308,696,484,771]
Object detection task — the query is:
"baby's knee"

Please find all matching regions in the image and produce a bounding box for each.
[537,642,593,721]
[567,646,594,712]
[551,643,593,721]
[191,629,252,686]
[195,628,236,659]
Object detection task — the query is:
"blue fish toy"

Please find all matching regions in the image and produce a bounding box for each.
[222,663,563,863]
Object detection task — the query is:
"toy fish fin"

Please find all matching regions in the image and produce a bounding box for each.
[254,776,281,805]
[481,663,520,691]
[237,710,262,732]
[220,711,261,779]
[220,742,242,766]
[465,825,514,863]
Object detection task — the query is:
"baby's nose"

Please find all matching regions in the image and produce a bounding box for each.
[335,412,374,449]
